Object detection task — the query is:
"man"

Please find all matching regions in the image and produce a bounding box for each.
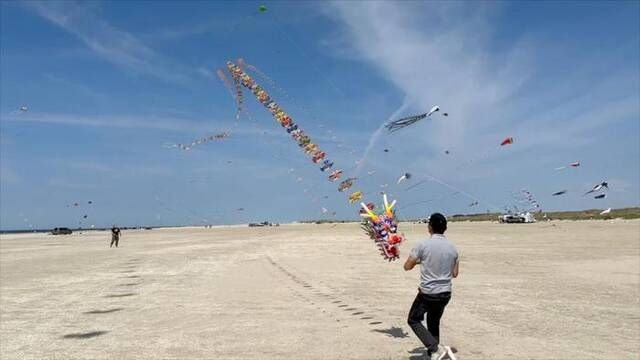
[110,226,121,248]
[404,213,459,360]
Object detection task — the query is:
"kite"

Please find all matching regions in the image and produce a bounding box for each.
[512,189,542,213]
[360,194,404,261]
[500,137,514,146]
[445,150,450,155]
[338,178,356,192]
[359,202,375,215]
[552,190,568,196]
[348,191,363,204]
[584,181,608,196]
[468,201,479,207]
[328,170,343,182]
[367,170,376,176]
[167,132,229,151]
[594,194,606,199]
[258,5,267,12]
[19,106,28,112]
[600,208,612,215]
[236,208,245,211]
[383,149,389,153]
[397,173,412,184]
[223,60,404,261]
[554,162,580,171]
[385,105,446,133]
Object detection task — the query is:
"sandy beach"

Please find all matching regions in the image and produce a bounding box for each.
[1,220,639,359]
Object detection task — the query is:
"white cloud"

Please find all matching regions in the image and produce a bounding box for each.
[24,1,194,85]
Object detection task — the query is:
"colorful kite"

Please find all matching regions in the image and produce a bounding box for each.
[554,161,580,171]
[338,178,356,192]
[360,195,404,261]
[223,60,403,261]
[500,137,514,146]
[348,191,363,204]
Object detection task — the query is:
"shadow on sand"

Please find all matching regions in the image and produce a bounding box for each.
[62,331,108,339]
[372,326,409,339]
[83,308,124,315]
[104,293,136,298]
[408,346,426,360]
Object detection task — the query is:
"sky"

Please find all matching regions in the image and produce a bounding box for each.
[1,0,639,230]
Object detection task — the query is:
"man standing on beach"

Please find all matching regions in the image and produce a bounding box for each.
[110,226,121,248]
[404,213,459,360]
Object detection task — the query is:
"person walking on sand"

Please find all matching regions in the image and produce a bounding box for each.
[404,213,459,360]
[110,226,121,248]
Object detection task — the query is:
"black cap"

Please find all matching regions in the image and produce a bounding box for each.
[428,212,447,234]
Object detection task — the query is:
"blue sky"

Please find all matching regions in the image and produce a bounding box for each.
[1,1,638,230]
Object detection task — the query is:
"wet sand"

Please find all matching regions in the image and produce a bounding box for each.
[1,220,639,359]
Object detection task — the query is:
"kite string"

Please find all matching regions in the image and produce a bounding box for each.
[407,173,502,212]
[239,101,337,218]
[242,61,361,160]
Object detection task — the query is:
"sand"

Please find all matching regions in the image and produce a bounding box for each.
[1,220,639,359]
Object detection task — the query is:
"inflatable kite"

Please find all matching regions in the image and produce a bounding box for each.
[500,137,514,146]
[397,173,412,184]
[359,195,404,261]
[584,181,608,196]
[555,161,580,171]
[385,105,447,133]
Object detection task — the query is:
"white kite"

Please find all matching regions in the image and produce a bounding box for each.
[600,208,612,215]
[397,173,412,184]
[584,181,608,196]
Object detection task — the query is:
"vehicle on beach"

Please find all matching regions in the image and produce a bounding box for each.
[51,227,73,235]
[499,212,536,223]
[248,221,279,227]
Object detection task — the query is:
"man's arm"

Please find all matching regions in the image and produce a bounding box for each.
[404,255,419,271]
[452,259,459,278]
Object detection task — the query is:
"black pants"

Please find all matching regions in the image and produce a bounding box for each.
[110,237,119,248]
[407,291,451,353]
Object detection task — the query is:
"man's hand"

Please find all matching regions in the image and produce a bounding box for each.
[403,256,419,271]
[452,259,459,278]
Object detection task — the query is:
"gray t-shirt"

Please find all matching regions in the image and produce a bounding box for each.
[409,234,458,294]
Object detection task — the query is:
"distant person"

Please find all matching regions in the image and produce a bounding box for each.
[110,226,121,248]
[404,213,459,360]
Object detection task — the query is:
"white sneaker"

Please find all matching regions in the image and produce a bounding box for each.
[429,345,447,360]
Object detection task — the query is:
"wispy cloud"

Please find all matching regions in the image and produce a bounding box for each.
[0,111,292,146]
[322,2,531,148]
[24,1,194,85]
[42,74,108,102]
[322,1,638,167]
